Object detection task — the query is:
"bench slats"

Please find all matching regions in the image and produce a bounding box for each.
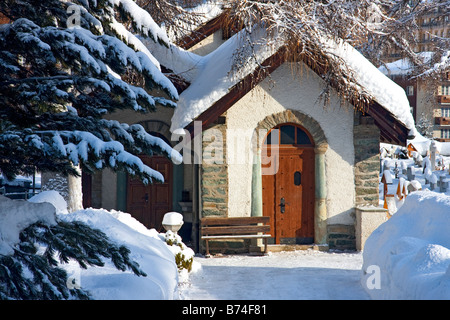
[201,225,270,236]
[202,234,272,240]
[201,216,269,226]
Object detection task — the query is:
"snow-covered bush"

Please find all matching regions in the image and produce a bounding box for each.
[361,191,450,299]
[164,231,195,275]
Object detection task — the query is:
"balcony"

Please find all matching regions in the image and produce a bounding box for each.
[437,95,450,104]
[435,117,450,126]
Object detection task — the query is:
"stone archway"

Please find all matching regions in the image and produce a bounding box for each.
[256,110,328,150]
[256,110,329,245]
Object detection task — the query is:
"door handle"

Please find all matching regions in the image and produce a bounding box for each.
[279,197,285,213]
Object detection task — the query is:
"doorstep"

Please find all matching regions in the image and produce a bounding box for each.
[266,244,329,253]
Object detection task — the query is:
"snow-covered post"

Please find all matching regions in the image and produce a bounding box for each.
[406,166,415,181]
[400,161,407,175]
[67,166,83,212]
[430,174,438,191]
[430,141,437,171]
[439,175,448,193]
[381,170,393,200]
[424,167,432,184]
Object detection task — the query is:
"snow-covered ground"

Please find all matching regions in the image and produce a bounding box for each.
[180,250,370,300]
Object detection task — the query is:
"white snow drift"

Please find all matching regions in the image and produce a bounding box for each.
[362,190,450,300]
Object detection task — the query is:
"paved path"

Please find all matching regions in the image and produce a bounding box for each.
[180,250,370,300]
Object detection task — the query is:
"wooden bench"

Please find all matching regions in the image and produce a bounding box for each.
[200,216,271,256]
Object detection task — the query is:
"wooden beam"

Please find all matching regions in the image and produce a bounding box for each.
[366,102,409,146]
[176,14,224,50]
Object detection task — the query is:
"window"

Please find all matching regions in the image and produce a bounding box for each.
[442,129,450,139]
[265,124,313,145]
[441,85,450,96]
[442,108,450,118]
[406,86,414,96]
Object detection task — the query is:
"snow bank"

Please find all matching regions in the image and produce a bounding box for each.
[362,191,450,299]
[1,192,181,299]
[59,208,180,299]
[0,195,56,255]
[28,190,68,214]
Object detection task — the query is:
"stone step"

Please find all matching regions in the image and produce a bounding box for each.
[266,244,329,253]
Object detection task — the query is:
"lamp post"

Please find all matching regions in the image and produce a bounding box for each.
[162,211,184,234]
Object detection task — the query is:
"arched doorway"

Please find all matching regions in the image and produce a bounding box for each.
[126,131,173,232]
[261,123,315,244]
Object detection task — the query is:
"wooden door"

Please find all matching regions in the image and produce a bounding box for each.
[262,124,315,244]
[127,155,172,231]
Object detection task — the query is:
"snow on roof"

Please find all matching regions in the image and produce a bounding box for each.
[320,37,415,133]
[408,133,450,157]
[148,22,416,134]
[164,1,223,43]
[378,52,433,77]
[170,27,281,132]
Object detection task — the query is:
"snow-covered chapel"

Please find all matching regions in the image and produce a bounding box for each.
[81,10,416,253]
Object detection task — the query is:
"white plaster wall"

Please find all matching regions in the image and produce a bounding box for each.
[189,30,226,56]
[226,62,356,225]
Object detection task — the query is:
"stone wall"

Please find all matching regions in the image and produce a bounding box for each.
[353,112,381,207]
[201,121,229,218]
[327,224,355,251]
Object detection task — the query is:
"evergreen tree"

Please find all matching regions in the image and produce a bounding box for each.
[416,112,434,139]
[0,0,182,184]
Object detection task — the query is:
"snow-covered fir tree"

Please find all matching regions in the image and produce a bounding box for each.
[0,0,182,184]
[0,0,187,300]
[416,112,434,139]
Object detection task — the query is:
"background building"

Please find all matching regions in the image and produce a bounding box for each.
[380,6,450,141]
